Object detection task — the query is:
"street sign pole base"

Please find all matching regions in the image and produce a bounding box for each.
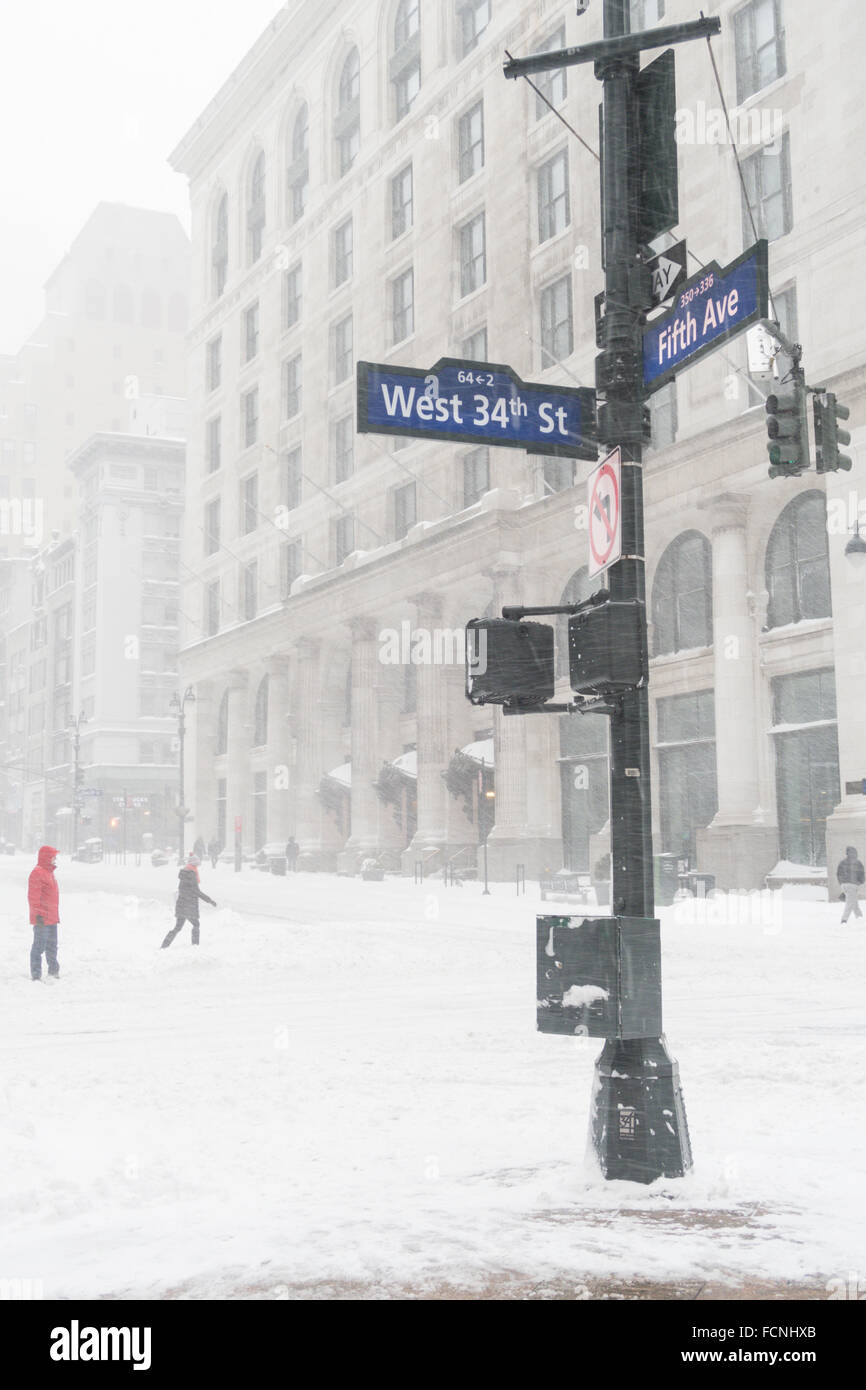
[590,1036,692,1183]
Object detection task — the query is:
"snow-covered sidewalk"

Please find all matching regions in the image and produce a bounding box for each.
[1,858,864,1299]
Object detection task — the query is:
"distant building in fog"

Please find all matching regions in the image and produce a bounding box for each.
[0,203,189,846]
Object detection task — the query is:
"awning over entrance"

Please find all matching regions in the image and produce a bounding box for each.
[459,738,494,767]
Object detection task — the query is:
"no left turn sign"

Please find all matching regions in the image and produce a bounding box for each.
[587,448,622,578]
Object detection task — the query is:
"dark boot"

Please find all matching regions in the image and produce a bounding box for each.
[161,921,182,949]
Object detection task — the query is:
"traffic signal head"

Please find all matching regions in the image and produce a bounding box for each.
[465,618,555,710]
[766,384,808,478]
[814,392,852,473]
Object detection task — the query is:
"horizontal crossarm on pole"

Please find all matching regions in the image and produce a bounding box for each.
[502,16,721,79]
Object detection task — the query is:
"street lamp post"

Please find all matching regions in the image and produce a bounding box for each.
[68,711,87,858]
[170,687,196,864]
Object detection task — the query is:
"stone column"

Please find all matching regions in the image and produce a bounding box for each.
[266,654,292,847]
[225,672,249,855]
[292,638,323,862]
[485,563,532,880]
[824,465,866,894]
[339,617,381,872]
[374,657,411,866]
[191,678,215,845]
[696,494,777,889]
[402,592,451,872]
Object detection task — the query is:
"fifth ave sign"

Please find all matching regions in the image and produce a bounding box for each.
[642,239,768,393]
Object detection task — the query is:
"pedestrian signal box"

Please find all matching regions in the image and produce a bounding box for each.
[465,618,555,710]
[568,599,648,697]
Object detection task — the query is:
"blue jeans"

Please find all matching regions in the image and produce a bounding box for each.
[31,924,59,979]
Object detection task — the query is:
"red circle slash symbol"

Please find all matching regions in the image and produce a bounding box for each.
[589,462,620,569]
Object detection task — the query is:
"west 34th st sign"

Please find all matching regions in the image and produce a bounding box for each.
[357,357,598,459]
[643,239,768,393]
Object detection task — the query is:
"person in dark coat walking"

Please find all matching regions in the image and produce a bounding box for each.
[207,836,220,869]
[837,846,864,922]
[285,836,299,872]
[193,836,206,863]
[161,862,217,948]
[28,844,60,980]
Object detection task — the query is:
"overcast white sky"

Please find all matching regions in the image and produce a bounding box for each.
[0,0,285,353]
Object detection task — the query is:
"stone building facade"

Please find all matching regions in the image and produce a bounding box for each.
[170,0,866,889]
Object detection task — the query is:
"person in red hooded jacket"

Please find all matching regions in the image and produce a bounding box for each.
[28,844,60,980]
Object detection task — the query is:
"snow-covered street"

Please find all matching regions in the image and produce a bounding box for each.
[2,857,864,1299]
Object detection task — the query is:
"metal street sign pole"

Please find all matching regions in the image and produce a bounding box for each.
[590,0,691,1183]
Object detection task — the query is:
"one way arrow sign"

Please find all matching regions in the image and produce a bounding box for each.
[647,239,687,307]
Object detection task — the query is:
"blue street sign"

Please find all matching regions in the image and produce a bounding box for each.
[357,357,597,459]
[642,240,768,393]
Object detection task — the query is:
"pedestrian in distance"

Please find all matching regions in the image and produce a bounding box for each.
[207,836,220,869]
[193,835,206,863]
[285,836,299,872]
[837,845,864,922]
[161,857,217,949]
[28,844,61,981]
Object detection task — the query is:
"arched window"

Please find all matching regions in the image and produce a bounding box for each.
[652,531,713,656]
[766,490,831,628]
[335,49,360,175]
[212,192,228,297]
[392,1,421,121]
[85,279,105,320]
[216,690,229,756]
[247,151,266,264]
[556,566,592,682]
[253,676,269,747]
[288,104,309,223]
[112,284,134,324]
[141,289,162,329]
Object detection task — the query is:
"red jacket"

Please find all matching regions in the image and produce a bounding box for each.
[28,845,59,925]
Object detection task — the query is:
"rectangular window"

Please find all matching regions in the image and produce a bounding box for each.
[459,0,491,58]
[462,325,487,361]
[533,25,566,119]
[284,446,302,510]
[458,101,484,182]
[392,267,414,343]
[206,579,220,636]
[629,0,665,25]
[773,668,837,726]
[334,218,353,286]
[540,275,573,364]
[734,0,785,103]
[459,212,486,297]
[391,163,413,239]
[334,416,354,483]
[334,514,355,565]
[541,457,576,494]
[281,540,302,597]
[394,54,421,121]
[463,446,490,508]
[333,315,353,384]
[240,473,258,535]
[282,263,302,330]
[537,149,570,242]
[742,132,792,243]
[282,354,302,419]
[243,300,260,362]
[773,671,839,866]
[204,498,220,556]
[242,387,259,447]
[394,482,417,539]
[656,689,716,865]
[206,416,221,473]
[242,561,257,621]
[206,335,222,392]
[649,380,678,449]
